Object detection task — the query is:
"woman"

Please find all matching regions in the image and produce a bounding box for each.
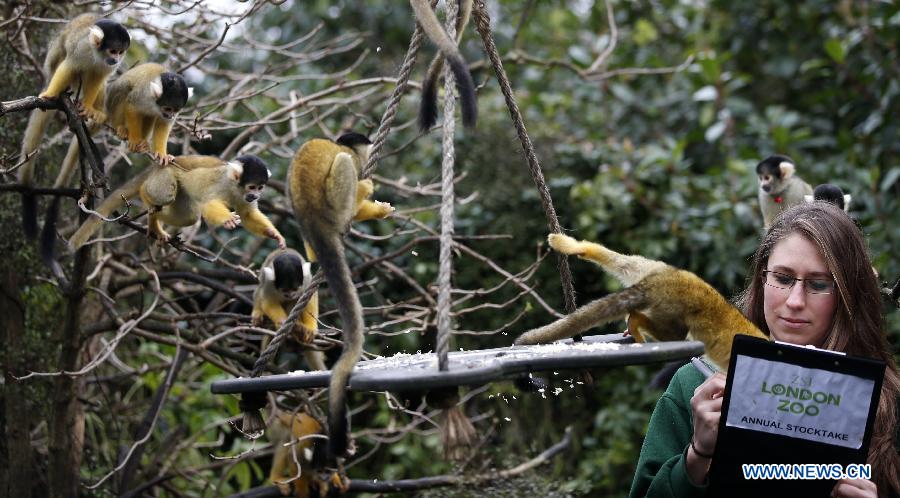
[629,202,899,497]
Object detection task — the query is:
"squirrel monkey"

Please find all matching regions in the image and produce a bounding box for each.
[514,234,768,370]
[139,155,286,246]
[253,249,326,371]
[756,155,813,229]
[39,64,190,260]
[409,0,477,130]
[804,183,851,212]
[106,62,191,165]
[268,410,347,498]
[18,13,130,239]
[288,132,394,461]
[67,155,285,250]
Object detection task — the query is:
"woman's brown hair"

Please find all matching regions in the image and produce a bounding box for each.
[736,201,899,496]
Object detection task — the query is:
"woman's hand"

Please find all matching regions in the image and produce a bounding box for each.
[690,372,726,456]
[684,372,726,485]
[832,478,877,498]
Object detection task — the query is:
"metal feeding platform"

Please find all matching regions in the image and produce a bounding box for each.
[210,334,705,395]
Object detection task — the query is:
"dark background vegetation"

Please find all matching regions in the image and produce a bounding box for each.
[1,0,897,496]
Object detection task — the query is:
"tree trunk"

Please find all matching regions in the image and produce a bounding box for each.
[2,269,32,498]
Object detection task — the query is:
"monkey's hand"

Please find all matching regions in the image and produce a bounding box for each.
[548,233,586,256]
[374,200,394,217]
[292,322,316,344]
[75,102,106,124]
[265,228,286,249]
[329,472,350,494]
[354,199,395,221]
[222,213,242,230]
[357,178,375,199]
[129,140,150,154]
[115,126,129,140]
[250,313,265,327]
[150,228,171,245]
[153,152,175,167]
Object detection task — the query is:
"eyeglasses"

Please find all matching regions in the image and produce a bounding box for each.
[762,270,836,295]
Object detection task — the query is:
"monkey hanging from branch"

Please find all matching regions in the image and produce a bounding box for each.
[515,233,768,370]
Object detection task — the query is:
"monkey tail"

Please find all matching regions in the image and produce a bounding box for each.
[40,195,61,268]
[19,108,55,239]
[308,230,364,462]
[418,55,445,131]
[513,285,649,345]
[39,140,83,264]
[68,169,150,251]
[410,0,477,129]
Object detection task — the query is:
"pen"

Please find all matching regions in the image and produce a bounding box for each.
[691,356,716,379]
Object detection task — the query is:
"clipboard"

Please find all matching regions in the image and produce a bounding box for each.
[707,335,885,497]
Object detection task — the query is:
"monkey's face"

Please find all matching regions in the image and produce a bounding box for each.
[276,283,301,302]
[244,184,265,203]
[758,172,781,193]
[91,20,130,67]
[155,73,190,120]
[103,47,126,66]
[158,105,178,120]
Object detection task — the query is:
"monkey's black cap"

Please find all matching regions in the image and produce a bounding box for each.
[158,72,190,109]
[94,19,131,51]
[812,183,846,210]
[273,252,305,292]
[755,154,794,175]
[235,155,270,186]
[336,132,372,148]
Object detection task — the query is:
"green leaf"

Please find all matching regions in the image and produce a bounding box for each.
[824,39,846,64]
[633,19,659,46]
[880,167,900,192]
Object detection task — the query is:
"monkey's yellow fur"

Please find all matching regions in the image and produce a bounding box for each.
[268,410,346,498]
[287,135,392,461]
[514,234,767,369]
[252,248,325,371]
[106,63,176,160]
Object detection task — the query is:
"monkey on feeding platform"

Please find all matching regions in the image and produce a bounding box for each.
[287,132,394,462]
[18,13,130,239]
[755,154,812,229]
[514,233,768,370]
[253,248,326,371]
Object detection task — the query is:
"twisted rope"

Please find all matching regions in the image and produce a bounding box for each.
[472,1,578,318]
[250,271,326,377]
[435,0,459,372]
[361,1,434,179]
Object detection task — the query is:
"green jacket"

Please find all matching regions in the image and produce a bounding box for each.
[629,363,900,498]
[629,363,707,498]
